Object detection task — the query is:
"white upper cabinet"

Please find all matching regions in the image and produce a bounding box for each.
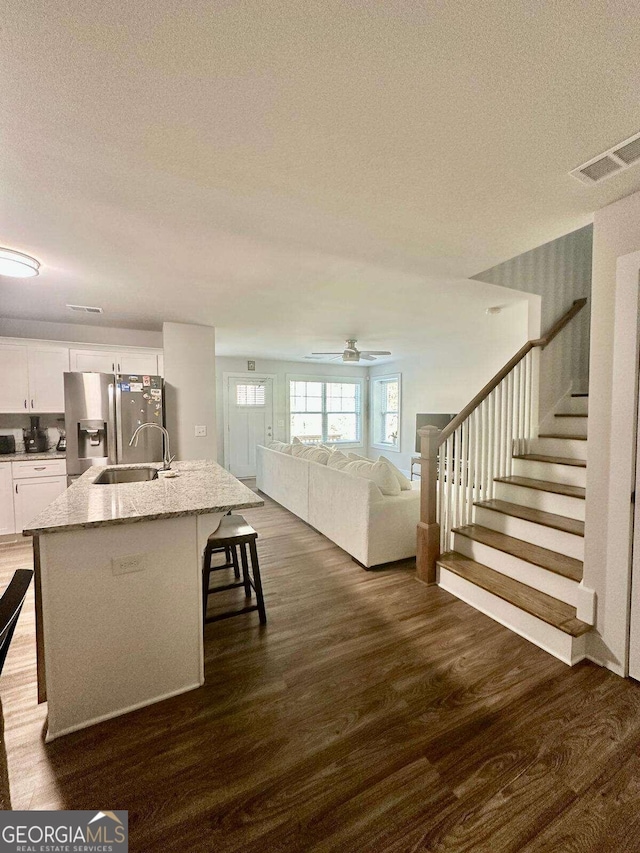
[70,349,160,376]
[0,339,163,413]
[0,343,69,414]
[28,346,69,413]
[0,344,29,413]
[70,349,118,373]
[118,352,158,376]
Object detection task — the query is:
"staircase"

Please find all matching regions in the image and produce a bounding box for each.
[416,299,592,666]
[437,392,589,665]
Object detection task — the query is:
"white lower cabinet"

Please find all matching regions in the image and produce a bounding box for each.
[13,475,67,533]
[0,464,15,536]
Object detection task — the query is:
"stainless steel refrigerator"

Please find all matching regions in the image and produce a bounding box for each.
[64,372,165,479]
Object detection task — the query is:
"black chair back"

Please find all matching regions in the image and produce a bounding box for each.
[0,570,33,678]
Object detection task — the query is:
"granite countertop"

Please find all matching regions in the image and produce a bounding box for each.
[0,450,66,462]
[23,460,263,536]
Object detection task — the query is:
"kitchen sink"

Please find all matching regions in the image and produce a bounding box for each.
[94,467,159,485]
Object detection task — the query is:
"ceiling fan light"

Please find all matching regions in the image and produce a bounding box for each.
[0,248,40,278]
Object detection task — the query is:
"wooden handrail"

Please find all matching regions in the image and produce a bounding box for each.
[438,298,587,445]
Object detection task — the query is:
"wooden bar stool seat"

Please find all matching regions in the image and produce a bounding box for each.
[202,514,267,626]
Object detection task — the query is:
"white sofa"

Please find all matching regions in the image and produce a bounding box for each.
[256,445,420,568]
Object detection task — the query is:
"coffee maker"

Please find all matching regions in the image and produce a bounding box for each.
[23,416,49,454]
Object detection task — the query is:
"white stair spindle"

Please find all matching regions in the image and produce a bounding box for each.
[467,412,477,524]
[506,370,514,476]
[445,434,453,550]
[462,420,470,527]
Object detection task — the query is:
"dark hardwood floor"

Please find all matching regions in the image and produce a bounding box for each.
[2,485,640,851]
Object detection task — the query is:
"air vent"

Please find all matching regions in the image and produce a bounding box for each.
[66,304,103,314]
[571,130,640,184]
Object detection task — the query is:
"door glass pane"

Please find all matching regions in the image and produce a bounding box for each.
[236,383,265,406]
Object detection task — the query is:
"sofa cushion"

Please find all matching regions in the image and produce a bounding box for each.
[327,450,351,470]
[268,440,289,453]
[378,456,412,491]
[347,452,371,462]
[299,446,330,464]
[344,459,401,496]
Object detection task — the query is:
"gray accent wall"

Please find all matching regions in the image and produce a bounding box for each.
[472,225,592,421]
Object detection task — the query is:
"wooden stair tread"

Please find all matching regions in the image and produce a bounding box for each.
[555,413,588,418]
[513,453,586,468]
[538,433,587,441]
[437,552,591,636]
[494,476,585,499]
[453,524,583,581]
[474,499,585,537]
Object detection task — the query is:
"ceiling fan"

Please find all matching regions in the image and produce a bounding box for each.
[305,339,391,363]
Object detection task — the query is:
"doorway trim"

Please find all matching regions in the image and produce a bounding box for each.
[594,249,640,676]
[222,372,278,474]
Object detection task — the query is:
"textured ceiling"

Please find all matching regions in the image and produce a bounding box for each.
[1,1,639,358]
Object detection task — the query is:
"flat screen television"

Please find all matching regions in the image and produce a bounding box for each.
[415,413,456,453]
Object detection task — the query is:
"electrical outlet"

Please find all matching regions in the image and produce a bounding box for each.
[195,425,207,437]
[112,555,144,575]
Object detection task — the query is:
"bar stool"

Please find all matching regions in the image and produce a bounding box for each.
[202,514,267,625]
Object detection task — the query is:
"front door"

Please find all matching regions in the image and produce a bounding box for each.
[226,377,273,478]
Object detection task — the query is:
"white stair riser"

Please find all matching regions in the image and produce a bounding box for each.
[438,566,587,666]
[551,416,588,437]
[512,458,586,488]
[494,482,585,521]
[452,534,579,606]
[529,437,587,460]
[563,397,589,415]
[473,506,584,560]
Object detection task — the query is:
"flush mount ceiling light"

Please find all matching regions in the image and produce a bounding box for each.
[0,248,40,278]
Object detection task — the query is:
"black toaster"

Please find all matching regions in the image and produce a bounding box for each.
[0,436,16,455]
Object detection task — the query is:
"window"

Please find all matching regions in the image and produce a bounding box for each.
[288,378,363,445]
[236,383,266,406]
[371,374,400,451]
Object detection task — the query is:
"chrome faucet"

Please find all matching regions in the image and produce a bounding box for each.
[129,423,174,471]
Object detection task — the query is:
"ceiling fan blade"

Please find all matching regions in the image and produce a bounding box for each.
[304,355,325,360]
[360,351,391,356]
[359,354,376,360]
[311,352,343,356]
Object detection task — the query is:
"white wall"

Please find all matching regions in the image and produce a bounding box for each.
[0,318,163,349]
[473,225,592,423]
[163,323,216,461]
[366,302,531,472]
[584,190,640,674]
[215,357,369,464]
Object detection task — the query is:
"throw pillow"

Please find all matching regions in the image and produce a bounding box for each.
[268,441,288,452]
[347,452,371,462]
[378,456,412,491]
[344,459,401,496]
[292,436,302,445]
[302,447,330,464]
[291,443,308,456]
[327,450,351,470]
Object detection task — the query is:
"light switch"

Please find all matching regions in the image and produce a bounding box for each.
[195,425,207,437]
[277,419,285,428]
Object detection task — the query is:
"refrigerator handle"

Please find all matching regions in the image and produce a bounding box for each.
[107,382,118,464]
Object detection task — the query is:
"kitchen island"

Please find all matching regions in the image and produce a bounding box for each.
[24,460,263,740]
